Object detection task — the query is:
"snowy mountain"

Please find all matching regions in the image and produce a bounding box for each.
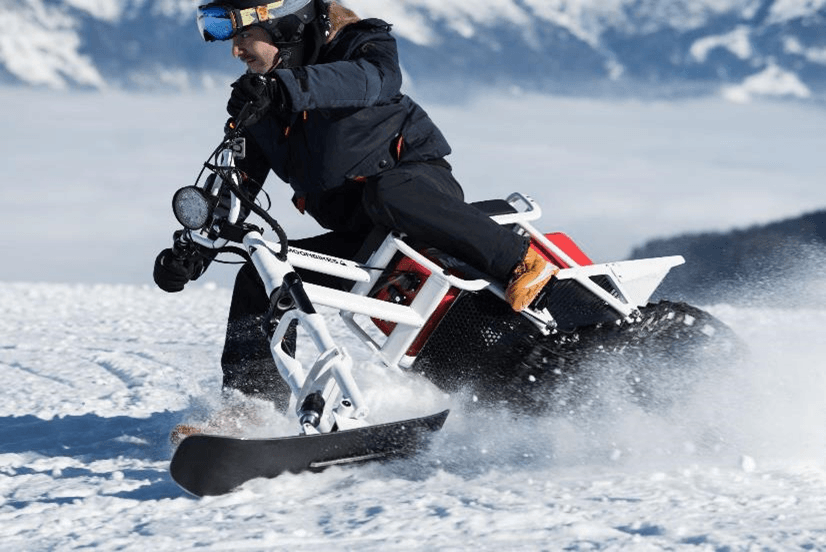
[2,0,826,101]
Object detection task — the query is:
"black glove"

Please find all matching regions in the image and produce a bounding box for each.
[153,248,207,293]
[227,73,282,127]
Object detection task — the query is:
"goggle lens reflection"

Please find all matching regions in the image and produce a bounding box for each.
[196,4,235,42]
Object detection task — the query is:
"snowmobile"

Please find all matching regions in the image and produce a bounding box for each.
[167,116,741,496]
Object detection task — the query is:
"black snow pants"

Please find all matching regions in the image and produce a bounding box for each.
[221,161,528,404]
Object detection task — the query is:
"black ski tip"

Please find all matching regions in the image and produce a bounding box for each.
[170,409,449,497]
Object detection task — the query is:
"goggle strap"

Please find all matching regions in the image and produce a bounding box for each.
[235,0,314,29]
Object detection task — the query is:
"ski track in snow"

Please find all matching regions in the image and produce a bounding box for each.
[2,281,826,550]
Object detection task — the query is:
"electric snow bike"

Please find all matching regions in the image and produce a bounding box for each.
[167,120,740,496]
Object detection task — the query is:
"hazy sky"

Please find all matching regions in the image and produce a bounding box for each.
[4,88,825,285]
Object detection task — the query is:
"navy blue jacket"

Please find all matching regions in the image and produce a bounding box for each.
[239,18,452,223]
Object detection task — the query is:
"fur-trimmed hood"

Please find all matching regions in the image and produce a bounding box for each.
[325,2,361,42]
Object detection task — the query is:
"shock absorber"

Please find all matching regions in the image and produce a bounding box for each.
[299,392,325,429]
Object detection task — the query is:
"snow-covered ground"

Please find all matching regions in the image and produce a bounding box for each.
[2,281,826,550]
[2,88,826,549]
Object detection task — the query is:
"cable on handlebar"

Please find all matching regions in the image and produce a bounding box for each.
[207,246,250,265]
[197,117,290,261]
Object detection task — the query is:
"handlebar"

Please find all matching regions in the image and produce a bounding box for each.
[185,110,290,261]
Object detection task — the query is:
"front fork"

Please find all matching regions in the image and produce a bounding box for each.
[244,231,369,435]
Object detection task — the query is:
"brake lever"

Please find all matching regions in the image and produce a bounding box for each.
[224,102,255,138]
[171,230,197,259]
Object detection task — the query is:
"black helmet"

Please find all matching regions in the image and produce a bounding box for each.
[197,0,330,66]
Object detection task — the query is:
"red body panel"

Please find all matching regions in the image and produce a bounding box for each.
[534,232,592,268]
[371,232,590,358]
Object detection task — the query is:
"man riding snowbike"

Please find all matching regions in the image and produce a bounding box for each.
[153,0,559,405]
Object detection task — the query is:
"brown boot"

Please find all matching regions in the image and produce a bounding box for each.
[170,424,202,446]
[170,400,265,446]
[505,247,559,312]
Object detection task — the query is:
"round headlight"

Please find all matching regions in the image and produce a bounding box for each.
[172,186,214,230]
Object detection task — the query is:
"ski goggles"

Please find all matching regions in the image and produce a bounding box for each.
[196,0,315,42]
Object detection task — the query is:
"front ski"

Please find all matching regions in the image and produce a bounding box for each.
[170,409,449,496]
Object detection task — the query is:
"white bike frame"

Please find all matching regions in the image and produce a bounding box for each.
[182,144,684,435]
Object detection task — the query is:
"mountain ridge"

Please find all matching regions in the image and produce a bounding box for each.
[631,208,826,305]
[2,0,825,101]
